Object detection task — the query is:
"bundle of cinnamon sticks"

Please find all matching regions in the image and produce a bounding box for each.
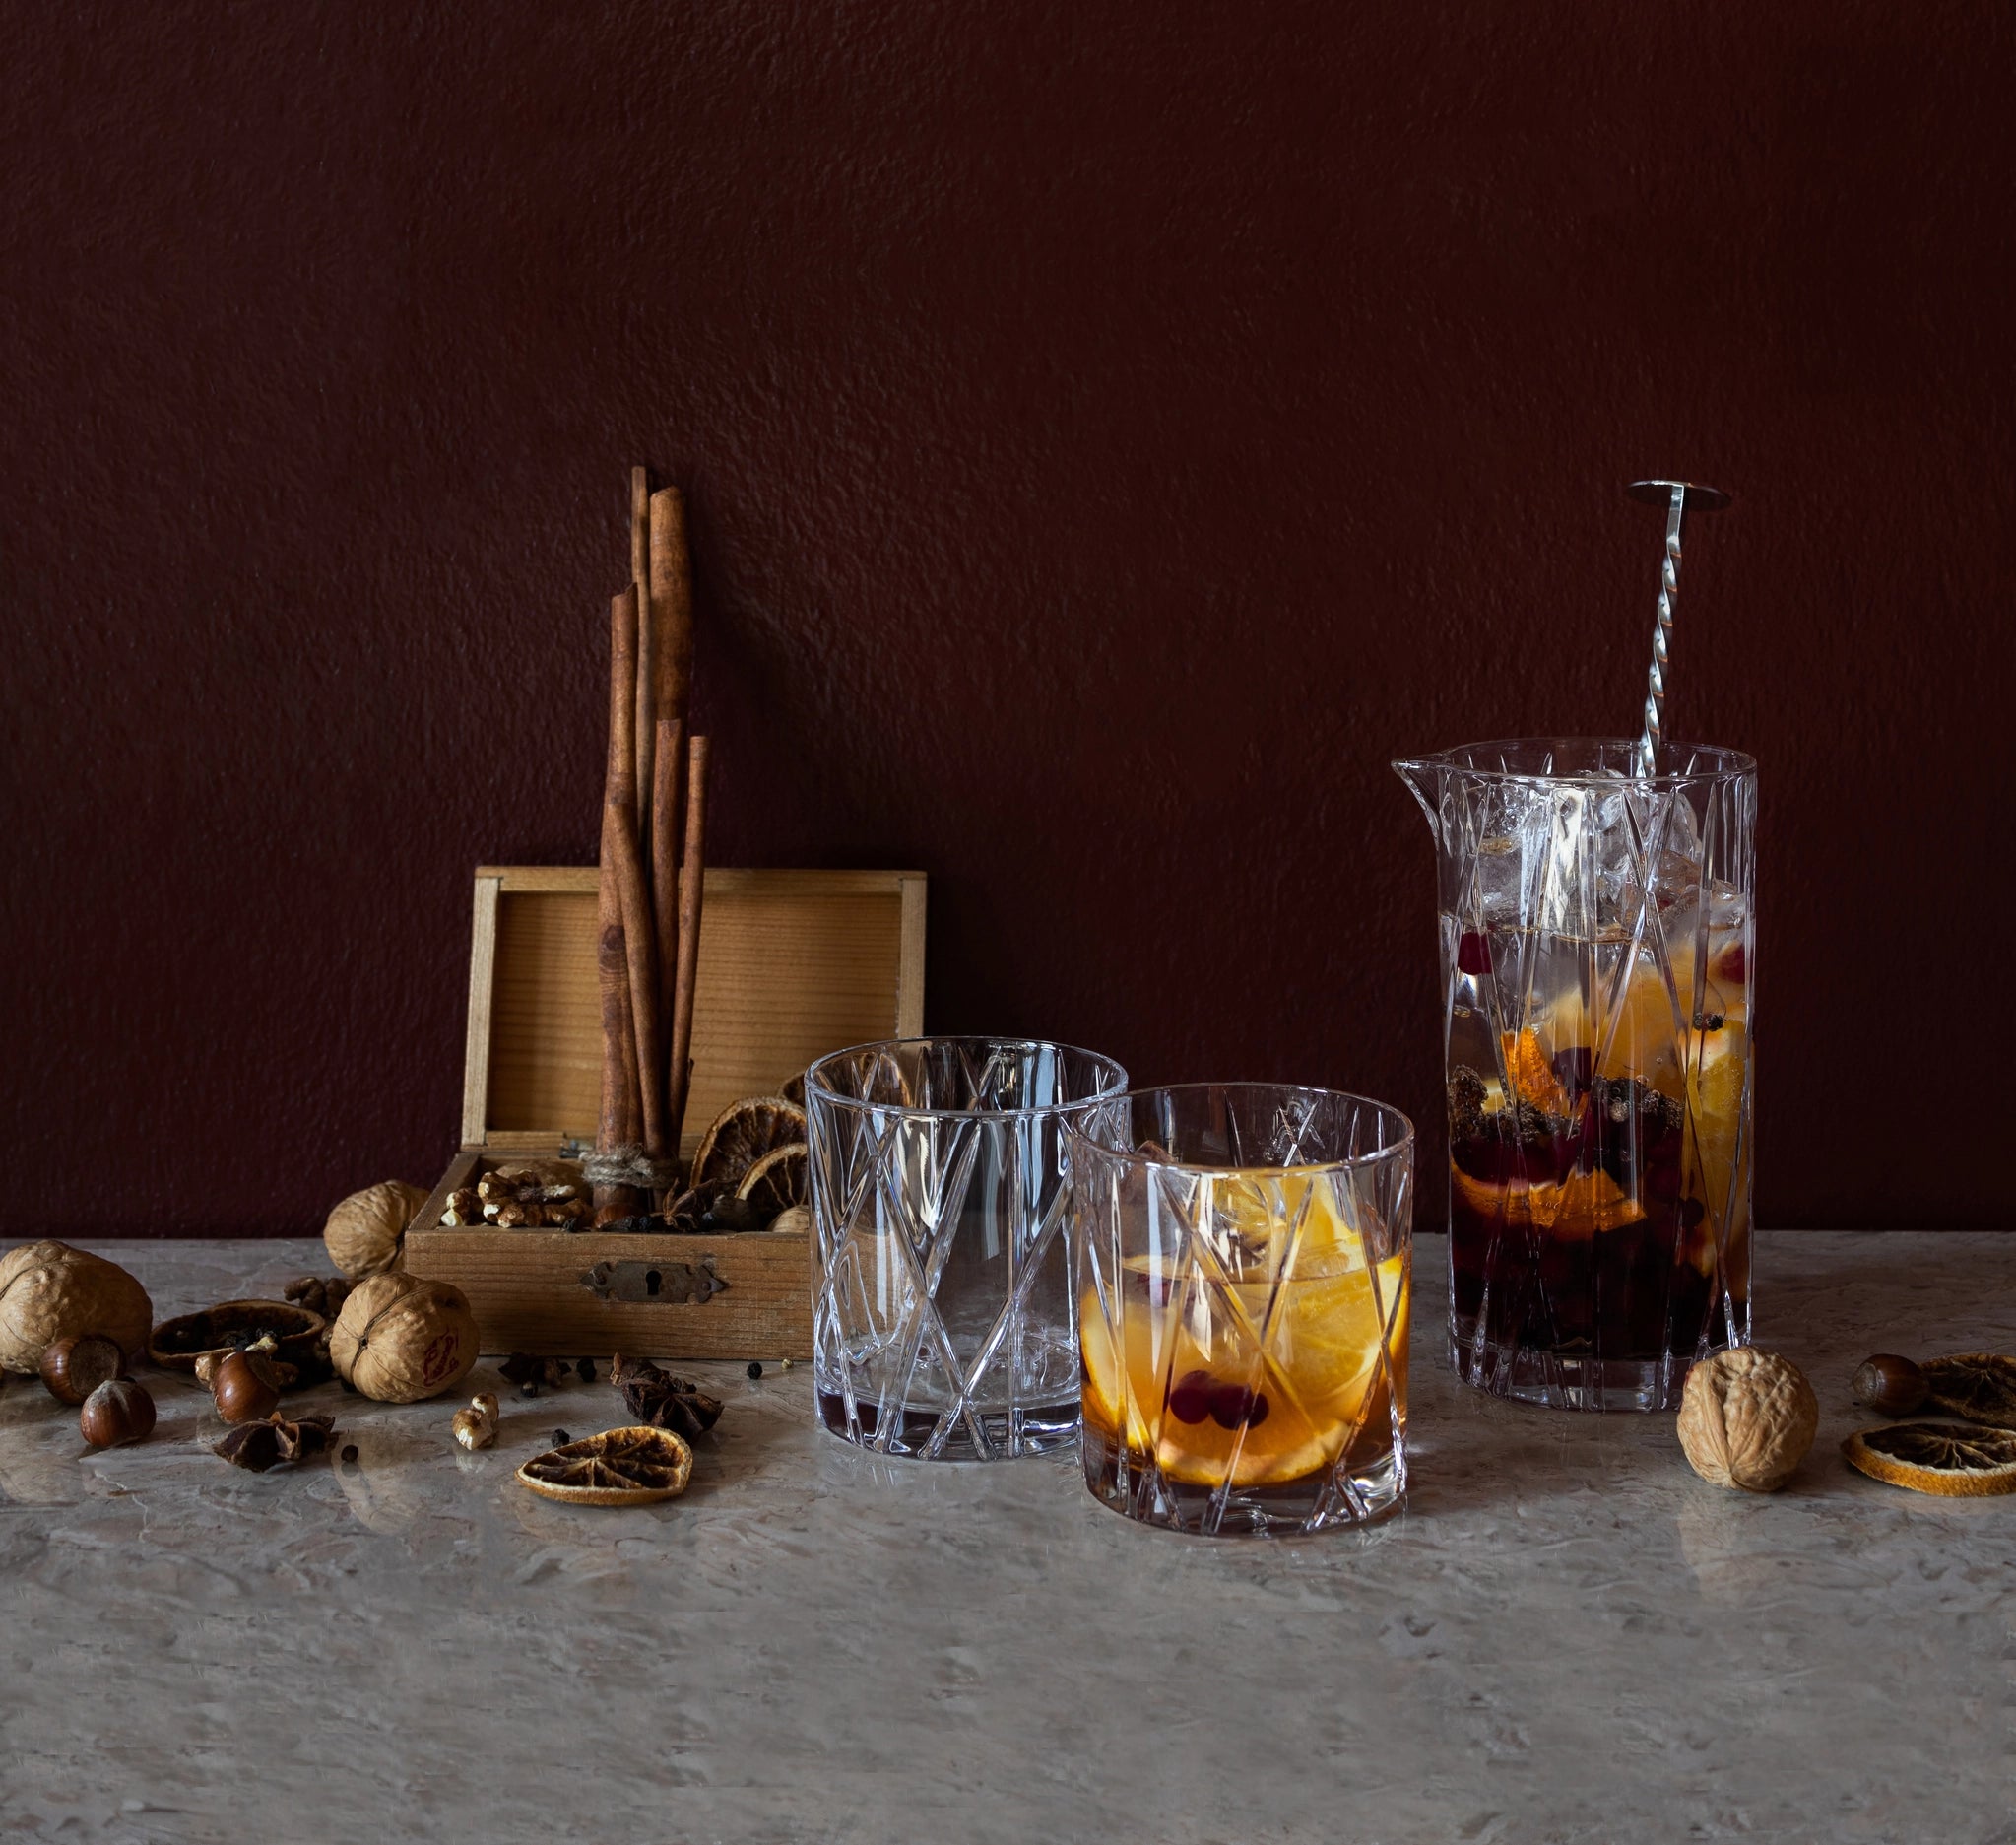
[591,469,710,1224]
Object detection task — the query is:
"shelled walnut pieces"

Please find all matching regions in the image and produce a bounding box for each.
[440,1166,591,1229]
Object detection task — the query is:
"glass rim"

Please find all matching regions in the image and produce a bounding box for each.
[804,1035,1129,1121]
[1064,1081,1415,1174]
[1393,736,1756,788]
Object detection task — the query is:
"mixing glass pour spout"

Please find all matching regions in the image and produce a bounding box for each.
[1392,755,1444,843]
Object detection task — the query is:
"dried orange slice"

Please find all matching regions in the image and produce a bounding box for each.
[514,1426,693,1505]
[1842,1422,2016,1497]
[1500,1028,1570,1114]
[735,1142,808,1221]
[690,1095,806,1189]
[1920,1353,2016,1430]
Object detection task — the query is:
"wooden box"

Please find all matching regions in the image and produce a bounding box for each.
[405,865,925,1359]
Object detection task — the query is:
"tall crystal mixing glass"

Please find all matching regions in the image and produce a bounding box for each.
[1393,740,1756,1411]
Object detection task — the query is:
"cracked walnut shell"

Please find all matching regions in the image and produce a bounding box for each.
[1677,1348,1818,1492]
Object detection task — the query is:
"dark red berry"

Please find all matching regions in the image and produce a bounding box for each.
[1549,1047,1593,1097]
[1169,1369,1214,1424]
[1456,932,1492,976]
[1717,944,1746,983]
[1678,1196,1706,1229]
[1208,1382,1271,1429]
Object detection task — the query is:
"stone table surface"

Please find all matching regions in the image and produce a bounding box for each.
[2,1233,2013,1844]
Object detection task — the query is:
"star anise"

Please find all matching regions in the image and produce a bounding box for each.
[214,1412,337,1472]
[609,1353,723,1439]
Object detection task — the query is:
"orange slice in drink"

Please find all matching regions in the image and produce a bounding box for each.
[1450,1165,1643,1238]
[1500,1028,1570,1113]
[1080,1242,1407,1489]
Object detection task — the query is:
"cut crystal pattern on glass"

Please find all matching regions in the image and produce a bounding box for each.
[1069,1085,1413,1536]
[1395,739,1756,1412]
[807,1038,1127,1460]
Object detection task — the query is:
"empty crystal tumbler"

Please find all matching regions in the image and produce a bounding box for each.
[1395,739,1756,1411]
[807,1037,1128,1460]
[1070,1084,1413,1536]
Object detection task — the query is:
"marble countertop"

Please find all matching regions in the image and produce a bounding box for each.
[2,1232,2012,1843]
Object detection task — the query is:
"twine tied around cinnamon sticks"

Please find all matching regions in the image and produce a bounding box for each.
[594,469,710,1223]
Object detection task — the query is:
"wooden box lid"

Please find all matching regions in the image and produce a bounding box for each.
[462,866,926,1156]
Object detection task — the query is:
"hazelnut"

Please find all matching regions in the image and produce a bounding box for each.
[1677,1348,1818,1491]
[39,1332,127,1406]
[212,1350,284,1424]
[80,1378,157,1448]
[1852,1353,1928,1417]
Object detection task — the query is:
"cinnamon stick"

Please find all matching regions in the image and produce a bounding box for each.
[665,733,710,1152]
[595,586,646,1212]
[629,466,656,851]
[650,715,683,1048]
[648,487,693,733]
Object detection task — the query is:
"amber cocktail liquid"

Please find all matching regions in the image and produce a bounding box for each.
[1069,1085,1412,1535]
[1397,741,1755,1411]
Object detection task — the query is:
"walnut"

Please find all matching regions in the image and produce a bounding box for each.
[0,1242,154,1375]
[439,1188,484,1226]
[1677,1348,1818,1491]
[330,1272,480,1403]
[493,1202,535,1229]
[323,1181,428,1279]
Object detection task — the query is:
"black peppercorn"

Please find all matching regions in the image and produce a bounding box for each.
[576,1357,596,1384]
[553,1429,572,1446]
[340,1444,359,1463]
[747,1361,763,1380]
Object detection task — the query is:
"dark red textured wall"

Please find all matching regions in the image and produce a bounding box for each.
[2,3,2008,1236]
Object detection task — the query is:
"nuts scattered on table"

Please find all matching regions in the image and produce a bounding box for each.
[0,1241,153,1378]
[323,1180,429,1279]
[452,1392,500,1452]
[330,1273,479,1403]
[39,1332,127,1406]
[80,1378,157,1449]
[1677,1348,1818,1492]
[1852,1353,1929,1417]
[214,1411,337,1473]
[211,1350,284,1424]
